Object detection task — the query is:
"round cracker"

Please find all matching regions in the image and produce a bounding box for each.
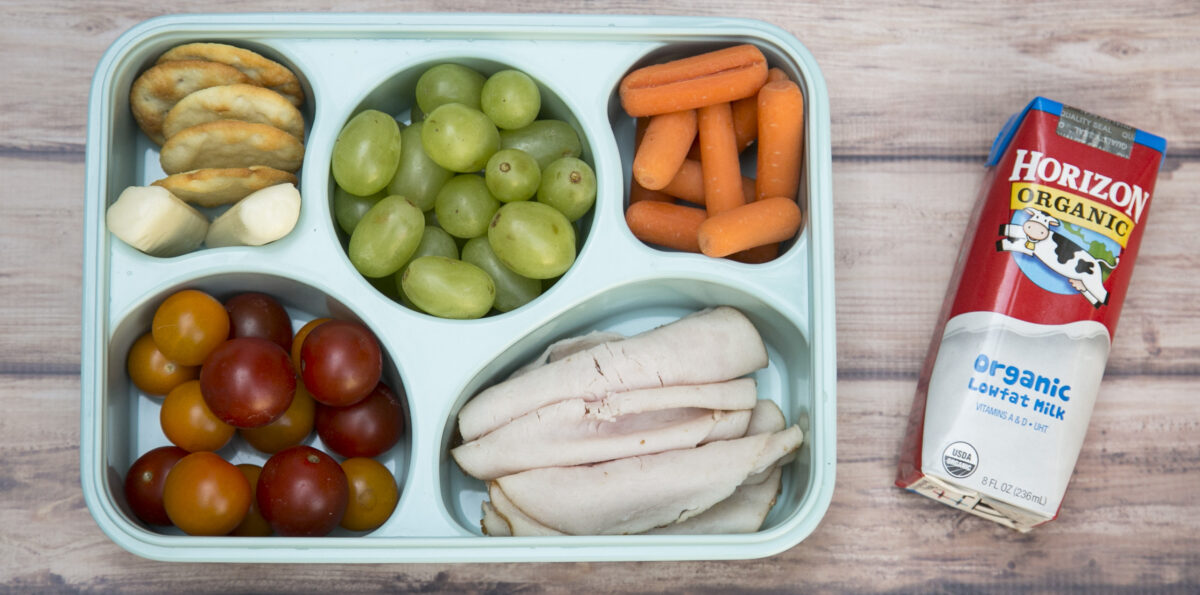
[162,83,305,141]
[130,61,250,145]
[158,42,305,107]
[152,166,299,207]
[160,120,305,175]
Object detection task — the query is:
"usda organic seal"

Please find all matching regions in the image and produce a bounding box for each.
[942,441,978,478]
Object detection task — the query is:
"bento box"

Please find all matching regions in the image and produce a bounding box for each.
[80,12,835,563]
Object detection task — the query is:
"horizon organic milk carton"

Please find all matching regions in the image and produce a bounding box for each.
[896,98,1166,531]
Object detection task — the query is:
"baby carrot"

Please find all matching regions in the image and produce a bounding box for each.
[756,79,805,201]
[698,102,745,216]
[687,96,756,160]
[620,44,768,117]
[633,110,697,190]
[625,200,707,253]
[697,196,802,258]
[629,178,675,204]
[729,242,780,264]
[767,67,790,83]
[661,159,705,205]
[659,159,755,207]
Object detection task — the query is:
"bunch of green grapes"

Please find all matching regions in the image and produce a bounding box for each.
[329,63,597,319]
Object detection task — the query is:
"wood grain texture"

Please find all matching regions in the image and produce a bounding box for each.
[1,0,1197,592]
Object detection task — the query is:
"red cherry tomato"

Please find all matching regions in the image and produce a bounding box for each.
[299,320,382,407]
[225,292,294,352]
[200,337,296,428]
[315,382,405,458]
[124,446,189,526]
[163,452,251,536]
[257,445,348,537]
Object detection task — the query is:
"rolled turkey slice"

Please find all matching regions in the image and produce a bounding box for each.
[479,501,512,537]
[485,481,565,537]
[495,425,803,535]
[645,467,783,535]
[458,306,769,442]
[453,378,759,479]
[508,331,626,379]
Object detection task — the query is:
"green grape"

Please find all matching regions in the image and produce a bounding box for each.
[481,69,541,130]
[461,237,541,313]
[485,148,541,203]
[487,201,576,279]
[421,103,501,173]
[348,195,425,278]
[415,64,485,114]
[393,225,460,309]
[333,186,384,236]
[401,256,495,319]
[499,120,582,169]
[331,109,402,196]
[434,174,501,239]
[537,157,597,222]
[386,122,454,212]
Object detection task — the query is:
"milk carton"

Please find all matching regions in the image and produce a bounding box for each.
[896,98,1166,531]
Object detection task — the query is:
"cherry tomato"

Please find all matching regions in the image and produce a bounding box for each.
[163,452,251,536]
[200,337,296,428]
[257,445,348,537]
[151,289,230,366]
[225,292,293,352]
[160,380,236,452]
[339,457,399,532]
[229,463,272,537]
[126,332,197,397]
[315,382,404,458]
[290,317,330,374]
[240,382,316,454]
[124,446,188,526]
[300,320,382,406]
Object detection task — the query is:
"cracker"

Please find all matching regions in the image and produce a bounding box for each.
[159,120,305,175]
[130,60,250,145]
[162,83,305,141]
[152,165,299,207]
[158,42,305,107]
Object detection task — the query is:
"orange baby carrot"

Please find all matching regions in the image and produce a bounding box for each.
[731,95,758,153]
[620,44,768,117]
[697,196,802,258]
[729,242,780,264]
[660,159,755,207]
[698,102,745,216]
[766,67,790,83]
[633,110,697,190]
[661,159,705,205]
[687,96,756,160]
[756,79,805,201]
[625,200,707,253]
[629,178,674,204]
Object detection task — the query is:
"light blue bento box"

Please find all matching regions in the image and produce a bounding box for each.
[80,12,835,563]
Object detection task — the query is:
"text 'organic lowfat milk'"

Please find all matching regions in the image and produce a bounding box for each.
[896,98,1166,531]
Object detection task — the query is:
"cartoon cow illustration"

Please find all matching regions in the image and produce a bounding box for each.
[997,208,1118,308]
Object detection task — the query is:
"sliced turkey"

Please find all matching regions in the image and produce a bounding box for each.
[457,306,768,442]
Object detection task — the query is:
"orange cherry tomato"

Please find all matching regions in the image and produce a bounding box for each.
[239,382,316,454]
[152,289,230,366]
[126,332,198,397]
[160,380,235,452]
[162,452,250,536]
[339,457,399,532]
[229,463,272,537]
[290,317,331,373]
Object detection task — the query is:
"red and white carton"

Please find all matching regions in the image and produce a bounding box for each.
[896,98,1167,531]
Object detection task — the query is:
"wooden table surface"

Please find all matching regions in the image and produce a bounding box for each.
[3,1,1197,592]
